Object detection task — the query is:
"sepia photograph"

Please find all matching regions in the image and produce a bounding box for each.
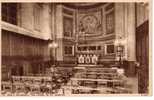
[0,0,151,96]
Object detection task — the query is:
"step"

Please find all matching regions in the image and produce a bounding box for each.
[77,64,103,67]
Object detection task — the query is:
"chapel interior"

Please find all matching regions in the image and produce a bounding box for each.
[1,2,149,96]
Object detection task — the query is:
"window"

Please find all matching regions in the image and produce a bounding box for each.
[63,16,73,37]
[105,44,115,54]
[64,46,74,55]
[106,10,115,34]
[34,4,41,31]
[105,4,115,34]
[2,3,17,25]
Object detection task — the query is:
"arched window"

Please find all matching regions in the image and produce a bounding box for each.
[2,3,17,25]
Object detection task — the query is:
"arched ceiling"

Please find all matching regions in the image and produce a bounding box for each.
[63,3,106,9]
[67,3,100,7]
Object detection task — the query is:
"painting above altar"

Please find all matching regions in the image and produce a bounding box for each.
[78,9,102,36]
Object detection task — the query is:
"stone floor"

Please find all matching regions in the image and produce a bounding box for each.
[125,76,138,93]
[61,68,139,95]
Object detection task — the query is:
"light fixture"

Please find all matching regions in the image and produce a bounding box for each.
[52,42,58,48]
[114,37,126,67]
[114,38,126,46]
[47,39,58,67]
[48,43,53,48]
[48,39,58,49]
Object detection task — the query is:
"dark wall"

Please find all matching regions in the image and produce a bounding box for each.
[2,30,49,61]
[1,30,52,80]
[136,21,149,94]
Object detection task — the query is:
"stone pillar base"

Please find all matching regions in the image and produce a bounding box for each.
[123,61,136,77]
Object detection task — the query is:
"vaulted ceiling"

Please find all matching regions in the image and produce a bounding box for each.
[62,3,106,9]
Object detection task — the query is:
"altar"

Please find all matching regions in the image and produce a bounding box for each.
[77,53,99,65]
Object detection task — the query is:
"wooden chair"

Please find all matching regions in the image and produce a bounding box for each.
[1,82,12,93]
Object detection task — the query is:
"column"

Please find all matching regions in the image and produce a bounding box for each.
[115,3,136,76]
[41,4,52,40]
[115,3,136,61]
[55,4,63,61]
[115,3,125,60]
[125,3,136,76]
[42,4,52,61]
[20,3,34,30]
[126,3,136,61]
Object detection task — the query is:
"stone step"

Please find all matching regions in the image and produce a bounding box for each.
[77,64,103,67]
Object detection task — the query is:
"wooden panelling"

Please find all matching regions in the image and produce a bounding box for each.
[2,30,52,80]
[2,30,10,56]
[136,21,149,93]
[2,30,50,63]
